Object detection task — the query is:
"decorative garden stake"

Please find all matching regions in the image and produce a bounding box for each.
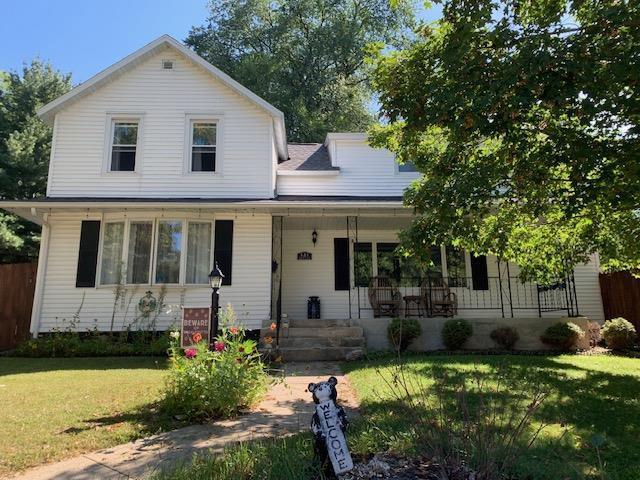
[309,377,353,476]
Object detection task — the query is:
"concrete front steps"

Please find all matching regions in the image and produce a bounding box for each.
[260,318,365,362]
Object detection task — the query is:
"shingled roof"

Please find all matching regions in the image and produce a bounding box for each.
[278,143,339,171]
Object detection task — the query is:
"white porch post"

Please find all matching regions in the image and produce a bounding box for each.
[30,215,50,337]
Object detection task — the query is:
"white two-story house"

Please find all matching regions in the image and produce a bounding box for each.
[1,35,604,358]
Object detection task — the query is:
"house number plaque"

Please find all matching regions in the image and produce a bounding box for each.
[297,251,312,260]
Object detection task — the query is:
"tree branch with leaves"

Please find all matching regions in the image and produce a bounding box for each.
[369,0,640,283]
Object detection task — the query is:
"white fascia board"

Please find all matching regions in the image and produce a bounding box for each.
[37,35,288,161]
[324,132,368,144]
[277,170,340,176]
[0,199,406,213]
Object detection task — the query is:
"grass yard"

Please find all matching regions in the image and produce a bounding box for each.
[154,354,640,480]
[0,357,176,476]
[345,354,640,480]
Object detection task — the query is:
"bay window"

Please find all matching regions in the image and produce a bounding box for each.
[155,221,183,284]
[97,218,214,286]
[186,222,212,284]
[100,222,124,284]
[126,221,152,284]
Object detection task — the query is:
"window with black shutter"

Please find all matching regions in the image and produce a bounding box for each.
[470,254,489,290]
[334,238,350,291]
[214,220,233,285]
[76,220,101,287]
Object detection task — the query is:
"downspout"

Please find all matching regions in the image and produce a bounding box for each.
[30,213,50,337]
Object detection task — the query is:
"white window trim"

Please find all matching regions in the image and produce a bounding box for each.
[183,114,224,175]
[96,217,214,288]
[102,113,144,175]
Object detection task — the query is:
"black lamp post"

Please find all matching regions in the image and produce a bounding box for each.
[208,263,224,347]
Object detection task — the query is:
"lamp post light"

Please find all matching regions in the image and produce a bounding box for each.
[208,263,224,348]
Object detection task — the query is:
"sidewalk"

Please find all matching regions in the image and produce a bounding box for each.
[10,362,359,480]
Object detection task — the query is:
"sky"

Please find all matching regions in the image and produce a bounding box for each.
[0,0,441,84]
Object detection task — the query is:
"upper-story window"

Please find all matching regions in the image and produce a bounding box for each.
[190,121,217,172]
[110,120,139,171]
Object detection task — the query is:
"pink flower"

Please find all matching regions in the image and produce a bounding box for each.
[214,341,225,352]
[185,348,197,359]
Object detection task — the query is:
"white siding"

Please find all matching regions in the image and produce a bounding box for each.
[48,46,274,198]
[573,254,605,321]
[35,210,272,333]
[277,140,419,196]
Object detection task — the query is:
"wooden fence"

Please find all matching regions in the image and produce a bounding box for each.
[0,263,37,350]
[599,271,640,332]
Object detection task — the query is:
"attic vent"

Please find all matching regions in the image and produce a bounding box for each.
[162,60,174,70]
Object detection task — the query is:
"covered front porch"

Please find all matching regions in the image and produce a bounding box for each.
[267,211,593,358]
[271,214,580,324]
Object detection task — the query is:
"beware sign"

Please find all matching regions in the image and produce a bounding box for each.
[181,307,210,348]
[315,400,353,474]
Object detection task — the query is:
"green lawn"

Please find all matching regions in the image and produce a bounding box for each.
[2,355,639,479]
[155,354,640,480]
[344,354,640,480]
[0,357,177,476]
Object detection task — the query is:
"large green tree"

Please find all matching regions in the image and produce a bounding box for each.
[186,0,415,142]
[369,0,640,283]
[0,60,72,263]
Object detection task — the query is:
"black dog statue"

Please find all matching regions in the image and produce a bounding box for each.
[309,376,350,477]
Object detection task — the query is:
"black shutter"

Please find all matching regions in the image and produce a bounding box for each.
[470,254,489,290]
[76,220,101,287]
[214,220,233,285]
[334,238,350,291]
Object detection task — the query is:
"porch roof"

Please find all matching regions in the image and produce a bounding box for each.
[0,196,408,224]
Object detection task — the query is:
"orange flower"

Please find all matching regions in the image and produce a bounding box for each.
[229,326,239,335]
[270,322,277,331]
[192,332,203,343]
[264,336,273,344]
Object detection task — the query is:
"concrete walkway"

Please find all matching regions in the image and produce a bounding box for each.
[10,362,359,480]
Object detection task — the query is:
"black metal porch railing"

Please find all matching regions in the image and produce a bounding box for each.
[355,275,579,319]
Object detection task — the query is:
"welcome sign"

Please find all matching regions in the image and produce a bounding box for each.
[315,400,354,474]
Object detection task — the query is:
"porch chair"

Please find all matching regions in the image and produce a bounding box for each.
[421,277,458,317]
[368,276,402,317]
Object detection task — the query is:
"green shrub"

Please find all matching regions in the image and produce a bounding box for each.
[540,322,585,350]
[387,317,422,351]
[161,306,268,420]
[441,319,473,350]
[13,330,170,357]
[490,325,520,349]
[601,317,637,350]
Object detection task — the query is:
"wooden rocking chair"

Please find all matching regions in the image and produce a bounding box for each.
[368,276,402,317]
[421,277,458,317]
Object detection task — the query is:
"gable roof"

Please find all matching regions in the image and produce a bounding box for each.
[36,34,288,160]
